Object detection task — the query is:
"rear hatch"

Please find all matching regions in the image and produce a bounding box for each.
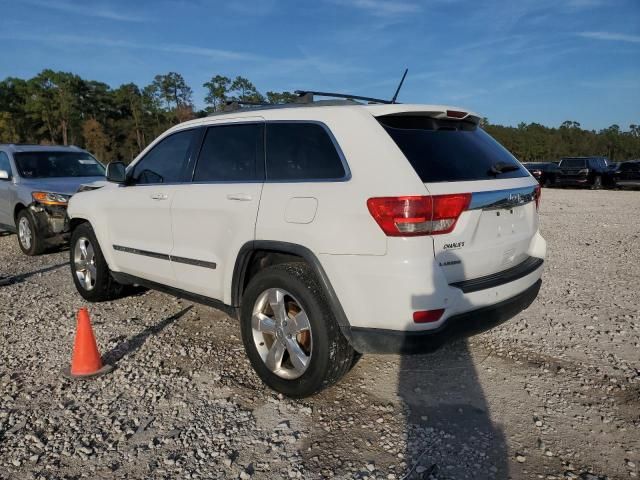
[377,113,540,284]
[558,158,588,178]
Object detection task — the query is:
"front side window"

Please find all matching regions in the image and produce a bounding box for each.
[132,129,196,184]
[13,151,104,178]
[0,152,11,176]
[266,123,346,181]
[193,123,264,182]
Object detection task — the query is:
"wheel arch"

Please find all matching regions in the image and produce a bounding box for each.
[232,241,353,343]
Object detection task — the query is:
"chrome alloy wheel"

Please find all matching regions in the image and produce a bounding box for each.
[251,288,313,380]
[18,216,32,250]
[73,237,97,291]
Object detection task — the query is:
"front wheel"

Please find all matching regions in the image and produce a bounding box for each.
[591,175,602,190]
[16,209,45,256]
[70,223,123,301]
[240,263,355,398]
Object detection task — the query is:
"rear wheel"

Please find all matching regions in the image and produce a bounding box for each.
[16,209,45,256]
[70,223,123,301]
[240,263,355,398]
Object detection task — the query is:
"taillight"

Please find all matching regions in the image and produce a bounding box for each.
[534,184,541,210]
[367,194,471,236]
[413,309,445,323]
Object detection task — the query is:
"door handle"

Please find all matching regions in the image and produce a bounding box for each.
[226,193,253,201]
[150,193,168,200]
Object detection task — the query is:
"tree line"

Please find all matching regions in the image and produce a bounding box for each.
[0,69,638,163]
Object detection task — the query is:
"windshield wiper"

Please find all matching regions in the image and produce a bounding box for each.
[488,162,520,175]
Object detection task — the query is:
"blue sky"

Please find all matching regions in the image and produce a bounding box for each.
[1,0,638,130]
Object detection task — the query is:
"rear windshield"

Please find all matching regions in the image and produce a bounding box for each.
[559,158,587,169]
[379,115,528,182]
[14,151,105,179]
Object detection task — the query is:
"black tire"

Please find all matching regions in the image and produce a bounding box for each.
[69,223,123,302]
[16,209,45,256]
[591,175,602,190]
[240,263,355,398]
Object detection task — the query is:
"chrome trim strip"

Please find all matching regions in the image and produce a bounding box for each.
[113,244,169,261]
[468,186,537,211]
[170,255,217,270]
[113,245,217,270]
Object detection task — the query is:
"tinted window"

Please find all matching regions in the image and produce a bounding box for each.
[0,152,11,175]
[620,162,640,172]
[13,151,104,178]
[560,158,587,169]
[266,123,346,181]
[379,116,527,182]
[194,123,264,182]
[132,129,195,184]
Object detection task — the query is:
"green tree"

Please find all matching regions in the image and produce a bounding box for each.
[266,91,297,104]
[230,76,263,102]
[151,72,193,110]
[203,75,231,111]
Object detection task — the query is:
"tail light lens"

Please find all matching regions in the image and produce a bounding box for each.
[367,194,471,236]
[413,309,445,323]
[534,185,541,210]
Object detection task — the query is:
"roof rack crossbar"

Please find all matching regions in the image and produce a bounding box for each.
[294,90,392,105]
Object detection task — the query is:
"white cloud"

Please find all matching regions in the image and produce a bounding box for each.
[578,31,640,43]
[21,0,149,22]
[330,0,421,16]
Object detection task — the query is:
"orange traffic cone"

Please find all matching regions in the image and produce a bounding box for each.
[62,308,113,379]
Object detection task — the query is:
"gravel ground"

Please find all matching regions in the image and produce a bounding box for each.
[0,188,638,480]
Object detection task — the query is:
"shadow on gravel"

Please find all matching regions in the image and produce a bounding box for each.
[397,341,507,479]
[397,253,509,479]
[0,261,67,285]
[102,306,193,365]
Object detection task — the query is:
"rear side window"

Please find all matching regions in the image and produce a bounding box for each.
[266,123,346,181]
[378,116,529,183]
[194,123,264,182]
[379,116,527,183]
[132,129,196,184]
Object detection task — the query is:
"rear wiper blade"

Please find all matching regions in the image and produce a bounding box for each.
[488,162,520,175]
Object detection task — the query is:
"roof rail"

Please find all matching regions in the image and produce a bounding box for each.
[294,90,392,104]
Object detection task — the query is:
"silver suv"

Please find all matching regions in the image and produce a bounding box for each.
[0,144,105,255]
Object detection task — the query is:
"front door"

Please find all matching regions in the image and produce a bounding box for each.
[0,152,15,228]
[107,128,199,286]
[171,119,264,303]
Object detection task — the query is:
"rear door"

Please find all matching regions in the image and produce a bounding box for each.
[379,114,539,283]
[170,119,264,302]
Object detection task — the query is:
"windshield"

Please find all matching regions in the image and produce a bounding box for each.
[14,151,105,179]
[379,116,528,182]
[560,158,587,169]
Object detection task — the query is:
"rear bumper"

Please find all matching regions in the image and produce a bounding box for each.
[350,279,541,353]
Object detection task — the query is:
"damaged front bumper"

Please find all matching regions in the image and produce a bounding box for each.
[28,202,70,246]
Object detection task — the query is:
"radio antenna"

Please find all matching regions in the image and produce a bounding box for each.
[390,68,408,104]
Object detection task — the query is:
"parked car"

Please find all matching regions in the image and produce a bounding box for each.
[523,162,558,186]
[0,144,105,255]
[66,97,546,397]
[555,156,614,189]
[614,160,640,189]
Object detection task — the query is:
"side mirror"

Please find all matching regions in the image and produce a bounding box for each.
[0,170,10,180]
[106,162,127,184]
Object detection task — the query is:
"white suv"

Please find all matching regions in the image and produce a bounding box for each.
[67,99,546,397]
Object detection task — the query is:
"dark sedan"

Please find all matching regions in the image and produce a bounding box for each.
[614,161,640,189]
[522,162,558,186]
